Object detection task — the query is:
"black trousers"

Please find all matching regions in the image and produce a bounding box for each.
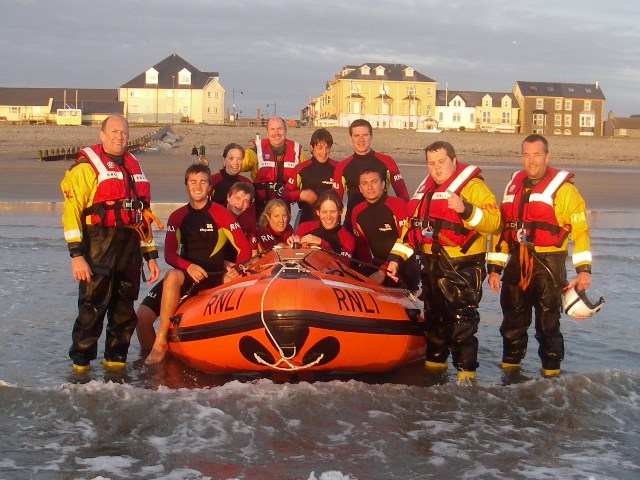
[422,251,486,371]
[499,250,567,370]
[69,226,142,365]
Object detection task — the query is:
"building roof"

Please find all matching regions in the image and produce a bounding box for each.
[120,53,219,89]
[340,63,436,83]
[608,115,640,130]
[51,100,123,115]
[435,90,517,107]
[515,81,606,100]
[0,87,117,107]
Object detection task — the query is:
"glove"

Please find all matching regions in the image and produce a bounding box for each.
[133,208,164,243]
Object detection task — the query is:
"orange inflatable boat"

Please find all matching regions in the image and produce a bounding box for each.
[167,245,426,374]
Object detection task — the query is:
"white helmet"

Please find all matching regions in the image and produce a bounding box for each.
[562,286,605,319]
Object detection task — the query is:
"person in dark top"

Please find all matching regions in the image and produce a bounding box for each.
[210,143,254,216]
[332,119,410,231]
[351,169,419,290]
[288,190,355,266]
[283,128,337,225]
[226,182,258,258]
[138,165,252,362]
[256,198,294,253]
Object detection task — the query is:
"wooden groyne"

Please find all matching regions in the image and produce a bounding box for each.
[37,126,172,161]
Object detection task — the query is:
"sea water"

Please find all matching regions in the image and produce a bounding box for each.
[0,203,638,480]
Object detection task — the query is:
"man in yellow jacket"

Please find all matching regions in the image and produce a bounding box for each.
[388,141,501,381]
[487,134,592,377]
[61,114,160,372]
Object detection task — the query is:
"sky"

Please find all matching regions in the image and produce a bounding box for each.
[2,0,639,118]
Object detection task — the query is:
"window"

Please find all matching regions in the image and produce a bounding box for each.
[129,105,139,113]
[404,67,414,77]
[130,90,140,98]
[554,114,562,127]
[453,113,461,122]
[452,98,462,107]
[533,113,545,126]
[564,99,572,110]
[580,113,595,127]
[564,114,572,127]
[502,97,511,108]
[584,100,591,111]
[502,112,511,124]
[351,82,361,94]
[438,112,444,122]
[406,85,415,96]
[555,99,562,110]
[375,65,385,76]
[360,65,370,75]
[178,68,191,85]
[536,98,544,109]
[482,111,490,123]
[145,68,158,85]
[426,87,433,96]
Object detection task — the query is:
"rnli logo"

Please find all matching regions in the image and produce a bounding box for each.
[107,161,116,169]
[265,153,271,160]
[200,223,214,232]
[379,223,393,232]
[509,184,516,193]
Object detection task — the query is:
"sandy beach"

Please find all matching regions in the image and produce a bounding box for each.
[1,123,639,209]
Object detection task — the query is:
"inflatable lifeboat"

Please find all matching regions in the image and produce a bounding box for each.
[167,246,426,374]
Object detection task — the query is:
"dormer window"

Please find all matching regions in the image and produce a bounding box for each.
[482,94,492,107]
[404,67,414,77]
[178,68,191,85]
[360,65,370,75]
[145,68,158,85]
[375,65,385,76]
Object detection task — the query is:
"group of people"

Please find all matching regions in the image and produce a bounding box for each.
[61,114,595,381]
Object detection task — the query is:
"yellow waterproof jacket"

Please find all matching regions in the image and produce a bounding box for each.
[60,163,158,256]
[487,179,591,274]
[390,177,501,260]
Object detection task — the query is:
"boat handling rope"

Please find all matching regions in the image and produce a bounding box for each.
[254,259,325,371]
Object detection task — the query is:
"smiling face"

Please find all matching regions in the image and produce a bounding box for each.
[522,140,550,180]
[349,125,372,155]
[317,198,340,230]
[99,115,129,156]
[227,190,251,216]
[426,148,457,185]
[266,205,289,233]
[311,141,331,163]
[185,172,210,206]
[223,147,243,175]
[266,117,286,149]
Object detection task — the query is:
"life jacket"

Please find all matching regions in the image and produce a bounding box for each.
[254,139,302,201]
[409,163,481,253]
[500,166,573,248]
[80,145,151,227]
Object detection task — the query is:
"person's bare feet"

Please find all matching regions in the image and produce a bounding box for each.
[144,340,167,365]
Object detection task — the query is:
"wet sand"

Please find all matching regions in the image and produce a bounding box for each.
[1,124,638,209]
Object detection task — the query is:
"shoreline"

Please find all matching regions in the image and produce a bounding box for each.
[1,124,639,209]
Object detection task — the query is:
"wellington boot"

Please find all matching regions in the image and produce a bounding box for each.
[541,368,561,377]
[72,363,90,373]
[457,370,476,381]
[500,362,521,370]
[102,359,126,369]
[424,360,448,370]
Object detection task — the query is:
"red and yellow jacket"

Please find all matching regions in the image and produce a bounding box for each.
[390,163,501,261]
[60,145,156,256]
[487,167,591,274]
